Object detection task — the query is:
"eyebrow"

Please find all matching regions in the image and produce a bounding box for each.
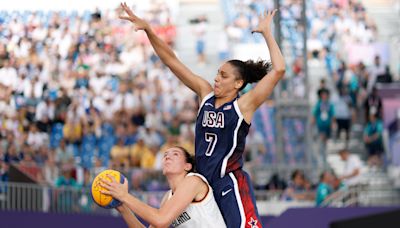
[218,69,228,74]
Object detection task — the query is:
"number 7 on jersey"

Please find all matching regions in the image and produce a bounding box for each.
[205,133,217,156]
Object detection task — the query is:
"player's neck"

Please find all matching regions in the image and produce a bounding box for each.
[166,173,186,192]
[215,93,237,109]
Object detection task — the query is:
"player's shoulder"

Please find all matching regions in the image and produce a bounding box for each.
[185,173,208,186]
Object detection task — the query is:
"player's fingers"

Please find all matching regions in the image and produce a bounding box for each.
[271,9,278,17]
[121,3,129,12]
[119,16,132,21]
[99,177,112,185]
[98,181,108,188]
[120,3,134,17]
[106,174,117,182]
[100,189,111,195]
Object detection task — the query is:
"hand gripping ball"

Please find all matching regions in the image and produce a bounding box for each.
[91,169,125,209]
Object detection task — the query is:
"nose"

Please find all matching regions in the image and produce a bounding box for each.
[164,152,171,160]
[214,74,220,83]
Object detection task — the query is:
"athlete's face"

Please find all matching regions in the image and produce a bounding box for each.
[162,147,192,175]
[214,63,244,97]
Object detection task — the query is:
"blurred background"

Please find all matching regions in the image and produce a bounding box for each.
[0,0,399,227]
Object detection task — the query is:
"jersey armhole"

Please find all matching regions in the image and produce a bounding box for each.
[192,185,209,203]
[233,100,251,126]
[186,173,212,204]
[197,92,214,115]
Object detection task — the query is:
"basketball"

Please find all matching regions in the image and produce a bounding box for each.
[91,169,126,209]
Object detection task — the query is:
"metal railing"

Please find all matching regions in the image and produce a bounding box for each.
[2,180,399,216]
[0,181,166,215]
[320,184,400,207]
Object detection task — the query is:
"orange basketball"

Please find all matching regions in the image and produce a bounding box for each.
[91,169,125,209]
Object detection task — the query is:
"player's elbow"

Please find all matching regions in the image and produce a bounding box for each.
[152,221,168,228]
[152,217,171,228]
[275,67,286,77]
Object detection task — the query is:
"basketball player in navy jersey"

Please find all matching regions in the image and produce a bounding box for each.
[120,3,285,227]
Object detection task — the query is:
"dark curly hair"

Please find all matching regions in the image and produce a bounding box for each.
[174,146,195,173]
[228,59,272,91]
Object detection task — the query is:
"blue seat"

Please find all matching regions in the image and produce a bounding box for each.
[50,123,64,149]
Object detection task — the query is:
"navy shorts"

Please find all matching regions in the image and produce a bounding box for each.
[212,170,262,228]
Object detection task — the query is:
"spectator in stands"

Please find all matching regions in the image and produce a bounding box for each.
[376,65,393,83]
[335,60,347,92]
[313,89,335,140]
[315,170,334,206]
[4,143,22,164]
[364,87,383,121]
[332,172,346,191]
[54,166,78,213]
[43,155,59,187]
[191,15,208,65]
[389,109,400,166]
[348,64,361,112]
[27,124,48,150]
[55,167,78,188]
[367,55,385,94]
[312,89,335,167]
[63,115,82,145]
[130,135,152,168]
[19,152,36,167]
[363,113,384,168]
[159,133,179,154]
[140,142,157,169]
[282,169,314,201]
[55,139,74,166]
[0,161,9,183]
[265,173,287,191]
[110,138,130,170]
[338,149,362,186]
[34,145,50,166]
[317,79,328,98]
[334,87,352,143]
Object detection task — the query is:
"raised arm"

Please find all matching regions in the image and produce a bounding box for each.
[119,2,212,100]
[239,10,285,121]
[101,174,204,228]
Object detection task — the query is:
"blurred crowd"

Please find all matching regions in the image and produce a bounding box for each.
[0,1,197,191]
[254,148,362,206]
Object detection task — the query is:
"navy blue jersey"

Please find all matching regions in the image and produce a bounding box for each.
[195,93,250,183]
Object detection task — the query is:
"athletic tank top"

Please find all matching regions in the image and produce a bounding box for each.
[195,92,250,183]
[169,173,226,228]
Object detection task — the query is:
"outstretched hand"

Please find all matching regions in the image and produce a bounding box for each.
[100,174,129,201]
[252,9,278,34]
[119,2,149,31]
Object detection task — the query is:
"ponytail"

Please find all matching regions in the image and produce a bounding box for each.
[228,59,272,91]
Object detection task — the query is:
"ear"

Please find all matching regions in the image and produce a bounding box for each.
[235,79,244,89]
[184,163,192,172]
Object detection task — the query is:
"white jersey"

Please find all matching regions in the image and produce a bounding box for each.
[169,173,226,228]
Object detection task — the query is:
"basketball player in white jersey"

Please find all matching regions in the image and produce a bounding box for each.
[100,146,226,228]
